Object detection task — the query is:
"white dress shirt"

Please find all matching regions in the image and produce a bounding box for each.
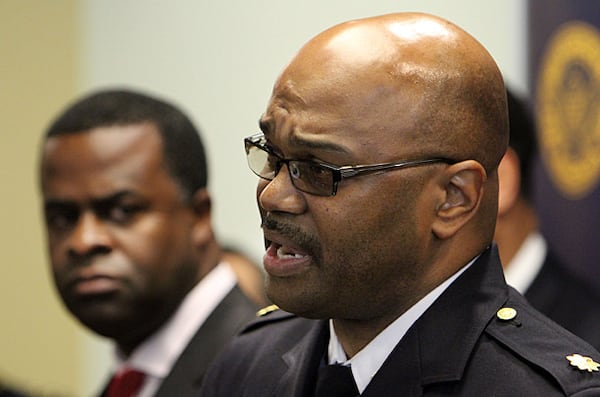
[111,262,237,397]
[503,232,547,294]
[328,257,476,393]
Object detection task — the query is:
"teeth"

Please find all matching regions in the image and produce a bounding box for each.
[277,246,305,259]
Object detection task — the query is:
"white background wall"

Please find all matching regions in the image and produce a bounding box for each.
[78,1,527,394]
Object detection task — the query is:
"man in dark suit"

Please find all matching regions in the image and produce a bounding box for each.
[496,88,600,350]
[200,13,600,396]
[39,89,260,396]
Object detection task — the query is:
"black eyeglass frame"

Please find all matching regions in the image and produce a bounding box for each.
[244,132,456,196]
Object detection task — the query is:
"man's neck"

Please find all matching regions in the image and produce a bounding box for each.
[331,256,476,359]
[331,316,399,358]
[496,198,538,268]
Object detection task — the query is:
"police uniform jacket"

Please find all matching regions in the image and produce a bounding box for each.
[200,246,600,396]
[525,249,600,351]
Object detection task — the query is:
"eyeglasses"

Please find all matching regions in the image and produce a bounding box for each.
[244,133,455,196]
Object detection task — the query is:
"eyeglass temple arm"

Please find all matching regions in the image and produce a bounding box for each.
[338,158,454,178]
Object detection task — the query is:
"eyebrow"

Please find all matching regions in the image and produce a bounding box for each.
[44,190,141,208]
[258,120,351,155]
[289,133,351,154]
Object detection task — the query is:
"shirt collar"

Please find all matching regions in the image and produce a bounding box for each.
[503,232,546,294]
[328,256,477,393]
[113,262,236,379]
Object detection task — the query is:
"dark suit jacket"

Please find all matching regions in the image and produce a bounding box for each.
[525,250,600,351]
[200,247,600,396]
[100,285,258,397]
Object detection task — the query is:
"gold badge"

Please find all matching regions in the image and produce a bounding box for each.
[496,307,517,321]
[536,21,600,199]
[256,304,279,317]
[567,354,600,372]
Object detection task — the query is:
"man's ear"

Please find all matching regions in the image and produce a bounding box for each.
[190,188,213,246]
[497,148,520,217]
[432,160,487,240]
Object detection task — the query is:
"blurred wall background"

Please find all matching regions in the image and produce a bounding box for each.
[1,1,526,395]
[0,1,90,396]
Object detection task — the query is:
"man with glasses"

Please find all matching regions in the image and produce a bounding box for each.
[201,13,600,396]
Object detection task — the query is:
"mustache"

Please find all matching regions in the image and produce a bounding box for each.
[261,214,321,257]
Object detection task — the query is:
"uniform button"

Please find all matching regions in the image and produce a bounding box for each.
[497,307,517,321]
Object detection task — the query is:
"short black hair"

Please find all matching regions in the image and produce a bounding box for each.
[506,88,538,201]
[45,89,208,200]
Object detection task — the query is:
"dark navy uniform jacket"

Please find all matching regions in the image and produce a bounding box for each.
[525,249,600,351]
[200,246,600,396]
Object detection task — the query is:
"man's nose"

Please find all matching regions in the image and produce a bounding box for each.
[67,212,112,259]
[258,164,307,215]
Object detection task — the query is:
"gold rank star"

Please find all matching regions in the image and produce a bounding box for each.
[566,354,600,372]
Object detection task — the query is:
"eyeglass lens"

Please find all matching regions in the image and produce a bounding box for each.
[246,144,334,195]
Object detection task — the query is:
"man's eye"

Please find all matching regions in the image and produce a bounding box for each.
[314,164,330,175]
[107,204,143,223]
[289,162,302,179]
[305,162,330,179]
[45,207,79,231]
[291,162,331,181]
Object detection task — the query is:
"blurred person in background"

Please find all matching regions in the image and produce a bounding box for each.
[0,382,31,397]
[223,245,269,307]
[496,88,600,350]
[39,89,262,397]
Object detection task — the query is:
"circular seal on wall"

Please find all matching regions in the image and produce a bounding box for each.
[536,21,600,199]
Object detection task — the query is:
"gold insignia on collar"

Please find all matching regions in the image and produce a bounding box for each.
[496,307,517,321]
[256,304,279,317]
[567,354,600,372]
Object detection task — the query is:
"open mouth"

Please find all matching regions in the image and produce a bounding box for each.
[275,244,307,259]
[263,240,312,277]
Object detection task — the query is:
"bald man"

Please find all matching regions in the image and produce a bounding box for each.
[201,13,600,396]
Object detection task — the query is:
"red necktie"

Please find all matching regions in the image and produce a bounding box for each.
[106,368,146,397]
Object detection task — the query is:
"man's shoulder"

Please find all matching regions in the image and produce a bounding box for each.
[523,249,600,352]
[484,288,600,394]
[541,252,600,305]
[201,306,322,385]
[241,305,319,335]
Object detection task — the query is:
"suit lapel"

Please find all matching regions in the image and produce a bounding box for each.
[155,286,258,397]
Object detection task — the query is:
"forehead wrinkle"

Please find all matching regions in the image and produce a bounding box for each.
[276,79,306,106]
[288,131,352,155]
[262,91,352,156]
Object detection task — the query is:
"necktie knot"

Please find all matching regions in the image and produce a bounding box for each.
[106,367,146,397]
[314,363,359,397]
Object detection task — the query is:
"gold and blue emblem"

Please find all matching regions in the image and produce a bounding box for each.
[536,21,600,199]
